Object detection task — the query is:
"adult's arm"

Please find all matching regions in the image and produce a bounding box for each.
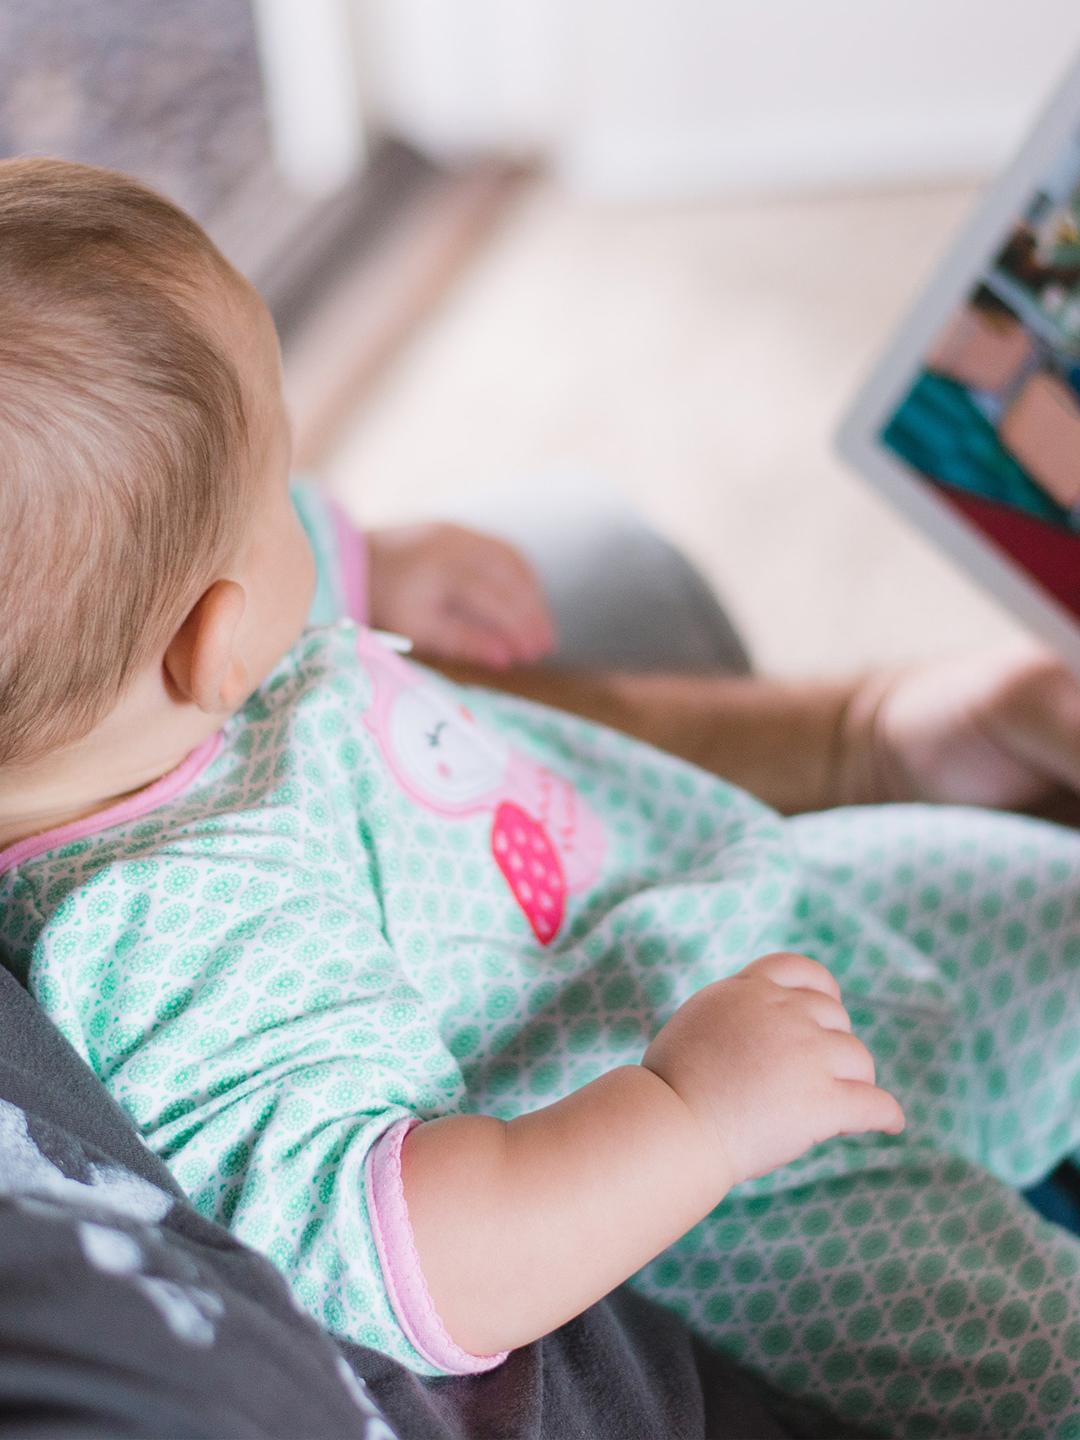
[436,645,1080,822]
[435,661,866,815]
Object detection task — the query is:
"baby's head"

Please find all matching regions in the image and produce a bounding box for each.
[0,158,315,782]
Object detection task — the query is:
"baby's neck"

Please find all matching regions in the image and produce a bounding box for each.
[0,784,142,851]
[0,750,183,851]
[0,686,221,852]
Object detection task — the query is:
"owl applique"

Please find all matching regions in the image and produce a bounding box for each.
[356,628,606,945]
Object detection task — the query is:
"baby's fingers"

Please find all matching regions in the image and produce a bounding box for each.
[458,573,553,660]
[421,612,514,669]
[824,1030,876,1085]
[744,951,842,1001]
[833,1080,906,1138]
[803,994,852,1034]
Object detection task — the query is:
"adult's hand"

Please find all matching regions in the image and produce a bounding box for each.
[855,644,1080,820]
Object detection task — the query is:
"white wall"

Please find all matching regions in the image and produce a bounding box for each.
[355,0,563,156]
[356,0,1080,198]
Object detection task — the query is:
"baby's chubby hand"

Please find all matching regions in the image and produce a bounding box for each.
[367,523,557,670]
[643,952,904,1191]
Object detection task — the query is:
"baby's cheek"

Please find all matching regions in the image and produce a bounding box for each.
[276,502,317,620]
[294,528,318,625]
[245,516,318,691]
[277,512,317,630]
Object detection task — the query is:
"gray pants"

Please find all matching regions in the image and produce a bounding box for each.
[455,489,752,675]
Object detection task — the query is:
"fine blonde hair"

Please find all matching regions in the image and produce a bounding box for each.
[0,157,250,767]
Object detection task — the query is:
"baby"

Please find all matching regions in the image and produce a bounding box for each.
[3,158,1080,1439]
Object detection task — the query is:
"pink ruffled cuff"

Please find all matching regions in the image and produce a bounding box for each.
[366,1118,510,1375]
[329,498,370,625]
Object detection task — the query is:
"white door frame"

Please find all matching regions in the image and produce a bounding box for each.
[250,0,366,195]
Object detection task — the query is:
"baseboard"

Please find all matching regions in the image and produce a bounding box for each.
[284,156,525,470]
[556,105,1035,201]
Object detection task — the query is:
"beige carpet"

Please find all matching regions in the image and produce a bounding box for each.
[324,179,1030,677]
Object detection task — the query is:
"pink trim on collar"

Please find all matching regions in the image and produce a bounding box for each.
[0,731,224,874]
[329,499,369,625]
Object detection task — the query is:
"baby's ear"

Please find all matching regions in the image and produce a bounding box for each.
[164,580,249,714]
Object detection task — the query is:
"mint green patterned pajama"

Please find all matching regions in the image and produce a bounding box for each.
[2,490,1080,1437]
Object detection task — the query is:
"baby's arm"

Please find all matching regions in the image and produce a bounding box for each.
[403,953,904,1358]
